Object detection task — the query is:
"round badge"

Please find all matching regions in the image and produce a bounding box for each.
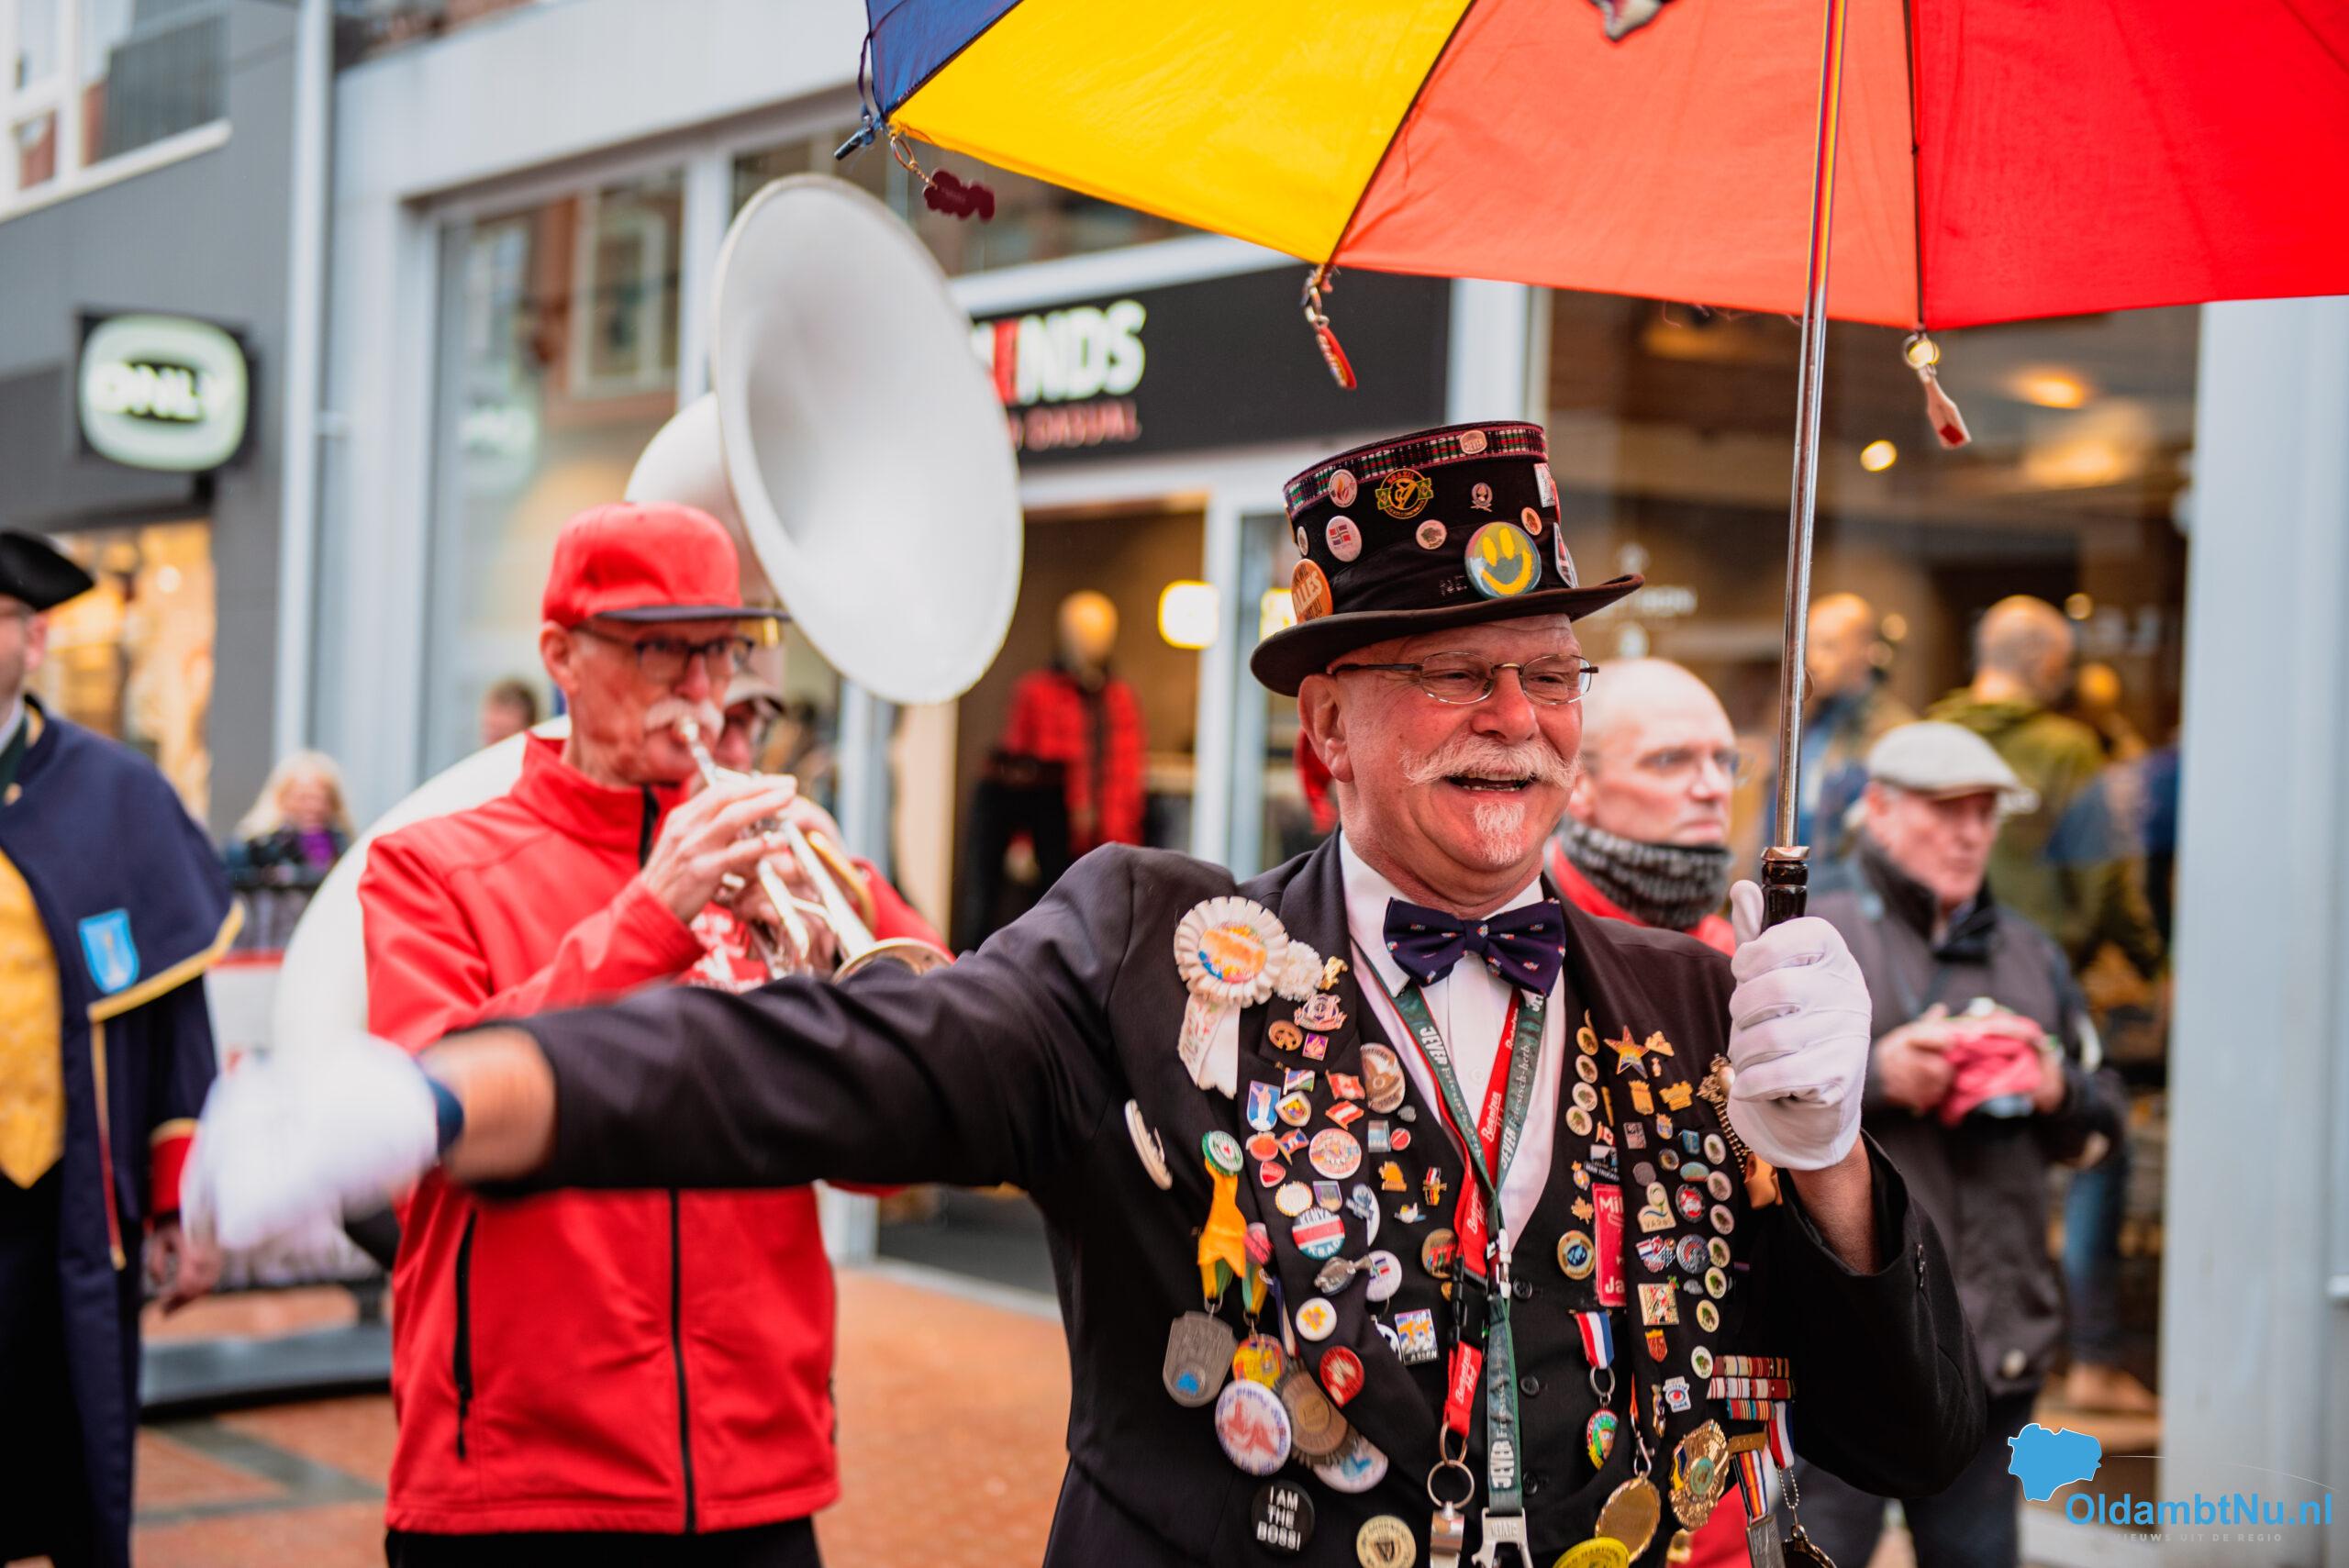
[1558,1535,1629,1568]
[1296,1298,1339,1341]
[1326,516,1363,562]
[1203,1130,1243,1175]
[1234,1332,1286,1386]
[1565,1105,1594,1138]
[1268,1019,1304,1051]
[1253,1477,1317,1554]
[1572,1081,1599,1113]
[1214,1377,1294,1475]
[1246,1130,1281,1162]
[1278,1367,1351,1460]
[1275,1182,1313,1218]
[1708,1237,1731,1268]
[1576,1054,1599,1084]
[1330,469,1358,507]
[1356,1514,1419,1567]
[1709,1205,1736,1236]
[1278,1092,1314,1128]
[1310,1128,1364,1180]
[1295,526,1311,555]
[1707,1170,1735,1202]
[1458,428,1488,456]
[1364,1249,1404,1302]
[1676,1235,1706,1273]
[1558,1230,1597,1280]
[1316,1431,1388,1496]
[1464,520,1543,600]
[1682,1162,1710,1183]
[1319,1346,1367,1408]
[1704,1265,1729,1298]
[1419,1228,1460,1280]
[1375,467,1434,520]
[1695,1300,1720,1333]
[1389,1128,1413,1151]
[1690,1345,1715,1380]
[1586,1408,1621,1471]
[1704,1133,1729,1165]
[1358,1044,1408,1114]
[1632,1162,1657,1189]
[1413,518,1447,550]
[1659,1149,1680,1172]
[1292,559,1333,623]
[1675,1185,1707,1222]
[1292,1207,1348,1260]
[1523,511,1544,538]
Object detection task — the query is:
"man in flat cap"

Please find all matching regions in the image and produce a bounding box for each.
[195,427,1984,1568]
[0,530,237,1568]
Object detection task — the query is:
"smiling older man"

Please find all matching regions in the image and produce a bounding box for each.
[194,425,1981,1568]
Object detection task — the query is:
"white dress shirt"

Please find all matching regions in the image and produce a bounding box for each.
[1340,834,1565,1238]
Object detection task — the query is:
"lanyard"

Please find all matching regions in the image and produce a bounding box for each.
[1375,966,1546,1518]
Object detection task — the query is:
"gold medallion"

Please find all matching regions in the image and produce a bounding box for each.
[1670,1419,1731,1529]
[1595,1475,1662,1559]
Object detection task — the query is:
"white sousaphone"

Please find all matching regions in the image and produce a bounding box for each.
[273,176,1020,1057]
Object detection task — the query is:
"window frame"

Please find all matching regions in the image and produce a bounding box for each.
[0,0,230,221]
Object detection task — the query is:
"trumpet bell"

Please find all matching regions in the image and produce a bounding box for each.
[628,174,1020,707]
[837,937,957,981]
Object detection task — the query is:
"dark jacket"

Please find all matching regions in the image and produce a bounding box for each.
[511,836,1985,1567]
[1814,839,2122,1396]
[0,702,233,1568]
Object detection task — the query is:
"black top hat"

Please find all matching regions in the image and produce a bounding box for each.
[1249,422,1642,696]
[0,531,96,614]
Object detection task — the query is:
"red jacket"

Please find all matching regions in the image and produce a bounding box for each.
[1546,842,1738,957]
[1001,665,1146,852]
[360,736,940,1535]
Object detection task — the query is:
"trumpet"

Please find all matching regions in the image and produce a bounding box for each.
[675,717,953,981]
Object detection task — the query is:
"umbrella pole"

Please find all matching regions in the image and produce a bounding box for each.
[1764,0,1855,929]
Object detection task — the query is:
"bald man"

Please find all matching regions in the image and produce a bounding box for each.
[1545,658,1737,953]
[1796,593,1913,857]
[1926,596,2161,976]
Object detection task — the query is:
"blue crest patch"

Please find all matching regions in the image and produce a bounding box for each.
[79,909,139,995]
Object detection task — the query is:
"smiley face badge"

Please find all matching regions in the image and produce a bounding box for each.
[1464,520,1543,601]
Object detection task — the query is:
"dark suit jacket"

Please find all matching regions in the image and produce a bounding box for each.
[513,837,1984,1566]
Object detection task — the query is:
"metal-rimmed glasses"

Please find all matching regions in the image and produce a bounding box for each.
[573,623,756,685]
[1326,653,1598,706]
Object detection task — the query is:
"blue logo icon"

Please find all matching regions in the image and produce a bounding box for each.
[78,909,140,995]
[2008,1423,2102,1502]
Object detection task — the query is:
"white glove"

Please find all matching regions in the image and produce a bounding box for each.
[1720,881,1875,1170]
[183,1034,441,1253]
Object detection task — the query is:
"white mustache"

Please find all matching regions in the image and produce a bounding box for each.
[1399,733,1578,791]
[645,697,724,739]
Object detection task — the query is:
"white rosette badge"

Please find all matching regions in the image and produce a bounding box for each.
[1173,898,1291,1094]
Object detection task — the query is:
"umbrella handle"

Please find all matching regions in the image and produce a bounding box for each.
[1761,846,1809,929]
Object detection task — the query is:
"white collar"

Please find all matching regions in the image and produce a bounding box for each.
[1337,832,1545,997]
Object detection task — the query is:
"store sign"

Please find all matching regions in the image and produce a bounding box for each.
[78,314,250,473]
[969,268,1448,465]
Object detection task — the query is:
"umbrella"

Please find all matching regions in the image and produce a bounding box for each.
[850,0,2349,914]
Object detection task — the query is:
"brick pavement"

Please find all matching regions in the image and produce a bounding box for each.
[6,1267,1073,1568]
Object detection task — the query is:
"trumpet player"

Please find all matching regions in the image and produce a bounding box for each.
[355,500,941,1568]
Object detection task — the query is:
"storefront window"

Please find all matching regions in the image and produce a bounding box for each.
[422,168,684,772]
[944,506,1204,951]
[731,128,1186,279]
[30,520,214,818]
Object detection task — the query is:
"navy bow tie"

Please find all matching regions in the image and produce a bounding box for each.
[1383,897,1568,995]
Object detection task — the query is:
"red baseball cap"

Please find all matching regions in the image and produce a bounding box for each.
[540,502,786,626]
